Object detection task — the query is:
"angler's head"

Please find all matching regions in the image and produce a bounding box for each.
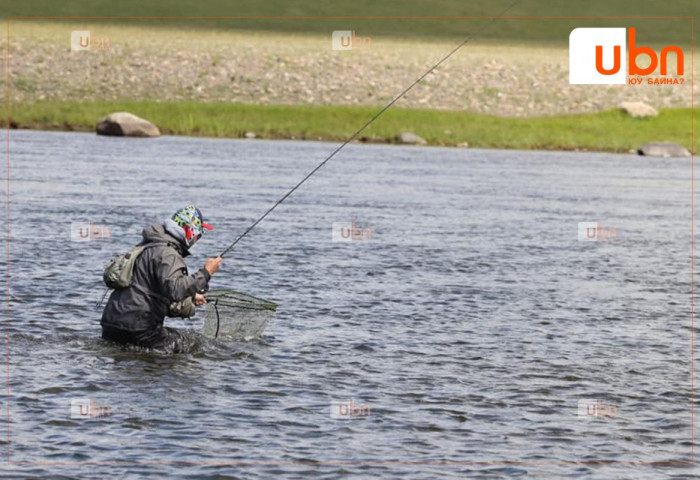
[169,205,213,249]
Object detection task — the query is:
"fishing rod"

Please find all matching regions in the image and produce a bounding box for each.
[218,0,520,258]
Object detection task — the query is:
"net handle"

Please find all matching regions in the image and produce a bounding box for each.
[213,298,221,339]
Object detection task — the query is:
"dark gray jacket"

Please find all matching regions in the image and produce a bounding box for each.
[101,223,211,332]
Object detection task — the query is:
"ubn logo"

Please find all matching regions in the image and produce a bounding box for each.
[71,222,111,242]
[578,222,618,242]
[332,31,372,51]
[569,28,684,85]
[70,398,112,419]
[332,222,372,242]
[577,399,618,420]
[329,398,371,419]
[71,31,110,52]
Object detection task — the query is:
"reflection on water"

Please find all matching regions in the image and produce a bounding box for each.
[3,129,695,478]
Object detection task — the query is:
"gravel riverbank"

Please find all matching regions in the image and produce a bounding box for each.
[5,21,696,117]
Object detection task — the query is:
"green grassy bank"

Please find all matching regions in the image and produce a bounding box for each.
[8,101,697,153]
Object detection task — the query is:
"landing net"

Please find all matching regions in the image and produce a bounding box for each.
[203,289,277,339]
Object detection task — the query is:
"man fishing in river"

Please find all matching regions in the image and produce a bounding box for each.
[101,206,223,352]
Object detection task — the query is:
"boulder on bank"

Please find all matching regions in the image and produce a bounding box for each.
[637,142,690,157]
[619,102,658,118]
[396,132,426,145]
[96,112,160,137]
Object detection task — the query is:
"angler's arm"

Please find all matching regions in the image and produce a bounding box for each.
[156,250,210,303]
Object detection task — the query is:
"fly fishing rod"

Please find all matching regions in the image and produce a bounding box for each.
[218,0,520,258]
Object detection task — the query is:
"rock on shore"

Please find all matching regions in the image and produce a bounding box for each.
[619,102,658,118]
[637,142,690,157]
[396,132,427,145]
[96,112,160,137]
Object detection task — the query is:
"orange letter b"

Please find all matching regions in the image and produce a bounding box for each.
[628,27,657,76]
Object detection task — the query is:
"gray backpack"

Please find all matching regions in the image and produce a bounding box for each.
[103,243,164,289]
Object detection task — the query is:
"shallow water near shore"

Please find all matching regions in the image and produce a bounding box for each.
[3,129,696,478]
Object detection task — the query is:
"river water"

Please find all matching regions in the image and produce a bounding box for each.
[2,129,697,478]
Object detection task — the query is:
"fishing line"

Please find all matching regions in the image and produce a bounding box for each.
[218,0,520,258]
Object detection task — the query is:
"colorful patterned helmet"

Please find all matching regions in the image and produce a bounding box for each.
[171,205,213,249]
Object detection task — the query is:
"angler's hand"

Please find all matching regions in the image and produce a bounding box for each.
[194,293,207,306]
[204,256,223,276]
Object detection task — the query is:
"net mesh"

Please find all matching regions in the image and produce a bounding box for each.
[203,289,278,339]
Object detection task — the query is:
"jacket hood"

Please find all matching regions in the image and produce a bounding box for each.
[141,223,189,257]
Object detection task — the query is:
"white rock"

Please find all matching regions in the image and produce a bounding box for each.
[620,102,658,118]
[396,132,426,145]
[637,142,690,157]
[96,112,160,137]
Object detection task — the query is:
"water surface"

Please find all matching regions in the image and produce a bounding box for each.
[3,130,696,478]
